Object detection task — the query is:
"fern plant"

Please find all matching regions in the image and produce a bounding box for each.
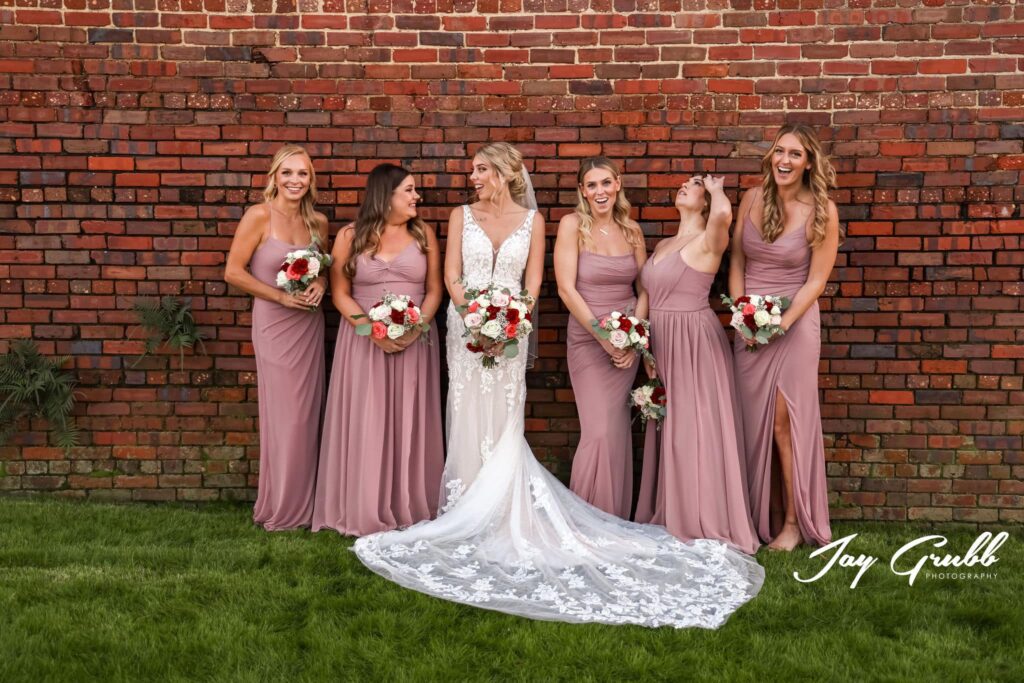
[132,295,207,369]
[0,339,79,449]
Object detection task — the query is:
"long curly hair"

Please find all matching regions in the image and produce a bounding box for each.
[262,144,321,246]
[344,163,429,279]
[759,124,836,247]
[472,142,529,208]
[574,157,642,251]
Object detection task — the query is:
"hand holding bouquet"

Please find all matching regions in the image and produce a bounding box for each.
[630,378,667,428]
[720,293,790,351]
[276,246,333,308]
[458,285,535,368]
[591,310,655,366]
[352,292,430,349]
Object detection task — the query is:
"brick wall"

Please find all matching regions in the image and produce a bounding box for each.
[0,1,1021,524]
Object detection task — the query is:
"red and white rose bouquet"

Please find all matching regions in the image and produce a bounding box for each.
[275,246,332,295]
[352,291,429,343]
[458,284,535,368]
[591,310,655,365]
[720,293,790,351]
[630,378,667,427]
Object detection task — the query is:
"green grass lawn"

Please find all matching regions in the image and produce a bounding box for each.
[0,498,1020,682]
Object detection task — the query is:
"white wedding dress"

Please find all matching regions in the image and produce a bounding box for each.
[354,206,764,628]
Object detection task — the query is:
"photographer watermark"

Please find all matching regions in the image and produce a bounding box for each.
[793,531,1008,589]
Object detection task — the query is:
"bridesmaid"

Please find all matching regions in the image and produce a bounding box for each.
[635,175,760,555]
[313,163,444,536]
[554,157,647,518]
[225,144,328,530]
[730,123,839,551]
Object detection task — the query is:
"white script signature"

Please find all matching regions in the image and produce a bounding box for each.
[793,531,1009,588]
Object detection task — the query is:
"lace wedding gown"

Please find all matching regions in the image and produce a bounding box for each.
[354,206,764,628]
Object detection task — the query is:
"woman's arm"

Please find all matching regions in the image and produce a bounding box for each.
[701,175,733,257]
[553,214,599,328]
[522,210,546,304]
[443,207,468,312]
[728,188,756,301]
[633,239,650,320]
[224,205,310,310]
[779,200,840,331]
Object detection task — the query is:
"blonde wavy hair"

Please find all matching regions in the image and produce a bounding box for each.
[344,163,430,280]
[263,144,321,246]
[574,157,642,251]
[759,124,836,248]
[472,142,529,208]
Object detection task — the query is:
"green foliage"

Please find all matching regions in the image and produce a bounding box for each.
[132,295,207,369]
[0,500,1021,682]
[0,340,79,449]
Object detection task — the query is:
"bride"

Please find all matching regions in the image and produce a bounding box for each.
[354,143,764,629]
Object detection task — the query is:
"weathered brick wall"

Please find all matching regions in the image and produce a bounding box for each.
[0,0,1021,524]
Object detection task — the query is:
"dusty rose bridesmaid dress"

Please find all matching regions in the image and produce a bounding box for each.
[635,248,760,555]
[733,216,832,546]
[566,251,640,519]
[313,242,444,536]
[249,234,325,530]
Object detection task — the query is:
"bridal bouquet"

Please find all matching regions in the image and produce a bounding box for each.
[276,246,332,295]
[459,285,535,368]
[720,293,790,351]
[630,378,667,427]
[352,292,429,342]
[591,310,655,365]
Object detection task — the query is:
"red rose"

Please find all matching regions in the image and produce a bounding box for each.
[286,257,309,281]
[736,296,751,306]
[486,305,501,318]
[619,318,632,332]
[744,313,756,330]
[390,308,405,324]
[468,301,479,313]
[635,323,645,336]
[652,387,667,405]
[525,312,532,322]
[506,308,520,323]
[466,342,483,353]
[279,262,289,272]
[505,323,518,338]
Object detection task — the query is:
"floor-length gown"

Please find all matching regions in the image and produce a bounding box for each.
[249,230,325,530]
[734,216,832,546]
[635,249,760,555]
[354,206,763,629]
[567,252,639,519]
[313,243,444,536]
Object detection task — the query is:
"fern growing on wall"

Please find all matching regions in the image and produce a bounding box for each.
[132,295,207,370]
[0,340,79,449]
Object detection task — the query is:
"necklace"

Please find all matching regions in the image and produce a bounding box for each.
[593,221,612,236]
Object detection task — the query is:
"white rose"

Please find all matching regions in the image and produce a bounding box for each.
[609,329,629,349]
[731,311,745,328]
[510,300,526,313]
[629,331,640,344]
[753,310,771,327]
[370,305,390,321]
[480,319,502,339]
[275,272,288,287]
[478,297,490,308]
[463,312,483,329]
[489,291,510,307]
[390,297,407,311]
[306,257,320,277]
[611,320,621,329]
[770,306,780,316]
[611,311,622,319]
[771,315,782,326]
[387,323,405,339]
[518,319,533,335]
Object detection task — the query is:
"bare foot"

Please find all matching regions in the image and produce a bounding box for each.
[767,521,803,552]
